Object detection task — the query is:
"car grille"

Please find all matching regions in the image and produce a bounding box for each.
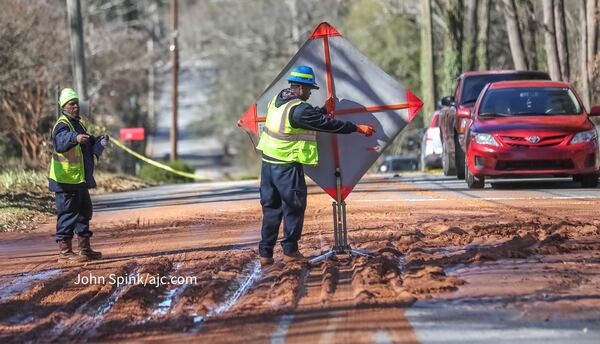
[500,135,567,147]
[495,159,574,171]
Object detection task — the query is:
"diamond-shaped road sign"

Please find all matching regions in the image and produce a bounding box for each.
[238,22,423,201]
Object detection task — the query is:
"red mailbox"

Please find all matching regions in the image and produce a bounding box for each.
[119,128,145,141]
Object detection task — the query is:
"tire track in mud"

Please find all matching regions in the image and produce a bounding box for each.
[4,254,192,342]
[0,263,138,343]
[0,268,80,326]
[261,215,600,342]
[85,254,231,341]
[265,252,421,343]
[191,259,261,324]
[47,262,139,342]
[0,268,63,302]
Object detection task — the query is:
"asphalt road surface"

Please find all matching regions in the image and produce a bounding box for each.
[1,172,599,343]
[92,173,600,212]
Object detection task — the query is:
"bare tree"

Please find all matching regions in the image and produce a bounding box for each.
[0,1,69,167]
[421,0,436,124]
[463,0,478,71]
[554,0,570,80]
[1,79,52,168]
[441,0,463,95]
[543,0,561,80]
[178,0,345,171]
[519,0,538,71]
[580,1,591,109]
[587,0,598,68]
[476,0,490,70]
[503,0,528,70]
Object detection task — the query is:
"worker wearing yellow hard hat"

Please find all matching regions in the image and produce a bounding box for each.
[49,88,108,263]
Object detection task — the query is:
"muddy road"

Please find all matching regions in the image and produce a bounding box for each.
[1,174,600,343]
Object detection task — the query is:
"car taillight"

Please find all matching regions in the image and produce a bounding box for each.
[458,118,469,133]
[457,109,471,133]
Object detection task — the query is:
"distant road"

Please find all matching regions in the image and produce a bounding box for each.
[93,173,600,212]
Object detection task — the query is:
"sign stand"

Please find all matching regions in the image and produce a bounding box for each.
[310,168,370,265]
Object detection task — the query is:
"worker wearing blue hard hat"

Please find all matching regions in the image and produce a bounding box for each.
[287,65,320,89]
[256,66,376,266]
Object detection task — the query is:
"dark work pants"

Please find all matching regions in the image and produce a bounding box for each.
[55,189,93,242]
[259,160,307,257]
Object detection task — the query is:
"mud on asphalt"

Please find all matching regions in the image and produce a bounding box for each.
[1,198,600,342]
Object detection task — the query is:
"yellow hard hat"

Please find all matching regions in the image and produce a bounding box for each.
[59,88,79,107]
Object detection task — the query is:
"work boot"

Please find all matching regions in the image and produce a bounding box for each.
[259,256,274,267]
[283,251,308,264]
[77,237,102,260]
[58,239,87,263]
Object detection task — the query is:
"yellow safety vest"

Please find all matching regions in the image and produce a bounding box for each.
[48,115,85,184]
[256,95,318,165]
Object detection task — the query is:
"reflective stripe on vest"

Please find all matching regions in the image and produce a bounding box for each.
[51,152,81,163]
[263,98,316,141]
[262,126,316,142]
[256,94,319,165]
[48,115,86,185]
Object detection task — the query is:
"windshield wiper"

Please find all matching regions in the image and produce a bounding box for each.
[479,112,509,117]
[510,112,543,116]
[461,98,478,104]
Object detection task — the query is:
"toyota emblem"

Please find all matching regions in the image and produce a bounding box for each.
[527,136,541,143]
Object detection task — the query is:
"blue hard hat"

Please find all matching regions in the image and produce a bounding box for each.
[288,65,319,89]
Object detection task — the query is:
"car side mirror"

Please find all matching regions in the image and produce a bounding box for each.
[457,108,471,119]
[589,105,600,117]
[441,96,455,107]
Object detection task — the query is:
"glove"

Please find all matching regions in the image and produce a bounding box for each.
[99,134,110,147]
[323,97,335,114]
[356,124,376,137]
[93,135,109,157]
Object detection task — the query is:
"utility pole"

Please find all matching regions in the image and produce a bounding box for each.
[66,0,88,102]
[147,2,158,127]
[170,0,179,161]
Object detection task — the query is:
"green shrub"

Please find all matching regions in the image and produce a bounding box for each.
[137,160,195,184]
[0,169,47,193]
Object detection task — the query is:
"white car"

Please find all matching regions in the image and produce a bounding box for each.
[421,111,443,170]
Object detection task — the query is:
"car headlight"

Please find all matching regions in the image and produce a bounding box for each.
[473,133,499,146]
[570,129,597,144]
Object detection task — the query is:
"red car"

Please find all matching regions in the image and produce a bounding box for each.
[462,80,600,189]
[439,70,550,180]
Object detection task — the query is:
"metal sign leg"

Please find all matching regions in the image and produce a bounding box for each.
[309,176,370,265]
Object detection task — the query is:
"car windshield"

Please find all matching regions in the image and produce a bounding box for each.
[478,87,582,116]
[461,73,549,105]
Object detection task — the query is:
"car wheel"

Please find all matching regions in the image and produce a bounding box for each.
[578,173,599,188]
[466,159,484,189]
[455,135,465,180]
[442,143,455,176]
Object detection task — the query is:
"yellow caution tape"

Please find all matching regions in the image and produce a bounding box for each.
[110,138,211,181]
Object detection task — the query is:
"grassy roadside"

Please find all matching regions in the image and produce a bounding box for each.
[0,170,154,232]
